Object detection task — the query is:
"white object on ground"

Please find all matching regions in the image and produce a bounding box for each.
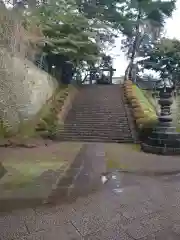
[113,188,123,193]
[112,175,117,180]
[101,175,108,184]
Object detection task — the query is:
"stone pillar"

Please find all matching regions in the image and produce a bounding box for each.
[141,73,180,155]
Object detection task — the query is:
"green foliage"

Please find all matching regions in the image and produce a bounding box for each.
[7,0,177,73]
[121,0,175,41]
[0,120,12,138]
[75,0,126,28]
[138,38,180,83]
[121,0,176,81]
[26,0,110,66]
[131,85,158,140]
[133,85,157,115]
[35,86,69,138]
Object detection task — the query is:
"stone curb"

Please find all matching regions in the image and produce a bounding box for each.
[141,142,180,156]
[121,86,139,143]
[104,167,180,177]
[104,143,180,176]
[46,145,86,204]
[0,162,7,179]
[107,156,180,176]
[0,139,49,148]
[0,144,84,213]
[117,169,180,176]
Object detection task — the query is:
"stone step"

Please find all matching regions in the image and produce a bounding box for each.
[67,112,127,116]
[55,135,133,143]
[70,110,125,113]
[69,107,126,110]
[64,124,130,129]
[67,115,127,118]
[65,122,129,127]
[58,130,131,136]
[61,124,130,129]
[66,119,128,123]
[57,136,132,141]
[66,114,128,118]
[72,100,123,102]
[70,105,125,108]
[67,115,127,121]
[74,103,123,106]
[66,119,128,122]
[60,126,130,131]
[67,112,127,115]
[70,104,124,108]
[57,128,132,135]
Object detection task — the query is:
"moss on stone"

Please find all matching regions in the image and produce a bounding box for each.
[33,84,69,137]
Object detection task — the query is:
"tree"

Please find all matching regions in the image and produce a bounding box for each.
[121,0,176,81]
[75,0,126,26]
[24,0,104,68]
[7,0,176,82]
[139,38,180,84]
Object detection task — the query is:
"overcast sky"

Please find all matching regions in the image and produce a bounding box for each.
[112,0,180,77]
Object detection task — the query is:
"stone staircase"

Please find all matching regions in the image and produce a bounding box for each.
[56,85,136,143]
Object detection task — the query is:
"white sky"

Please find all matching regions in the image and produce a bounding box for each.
[112,0,180,77]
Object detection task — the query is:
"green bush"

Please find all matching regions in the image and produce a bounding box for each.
[36,85,69,138]
[0,120,13,138]
[131,85,158,140]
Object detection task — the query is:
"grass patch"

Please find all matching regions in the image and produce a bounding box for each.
[175,126,180,133]
[142,90,158,113]
[131,143,141,151]
[2,175,35,190]
[104,143,141,171]
[0,120,13,138]
[1,161,62,190]
[133,86,156,113]
[0,142,83,191]
[176,126,180,132]
[106,159,127,170]
[130,85,158,133]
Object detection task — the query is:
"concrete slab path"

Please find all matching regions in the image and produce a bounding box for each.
[1,143,180,239]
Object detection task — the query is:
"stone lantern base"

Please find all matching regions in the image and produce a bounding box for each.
[141,125,180,155]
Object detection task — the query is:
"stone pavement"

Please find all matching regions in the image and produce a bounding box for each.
[1,144,180,239]
[2,172,180,239]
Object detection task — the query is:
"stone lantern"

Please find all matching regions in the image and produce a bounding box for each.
[141,71,180,155]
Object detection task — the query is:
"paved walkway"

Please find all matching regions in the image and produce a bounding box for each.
[1,143,180,239]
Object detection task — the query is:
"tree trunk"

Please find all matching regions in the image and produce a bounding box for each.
[124,62,131,81]
[27,0,36,8]
[0,0,5,7]
[13,0,17,6]
[127,9,141,81]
